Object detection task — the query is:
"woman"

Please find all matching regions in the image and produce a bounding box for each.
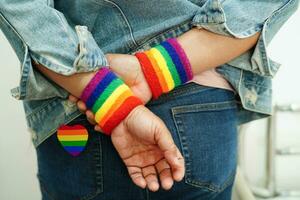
[0,0,298,199]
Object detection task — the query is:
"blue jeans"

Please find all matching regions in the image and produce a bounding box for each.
[36,83,238,200]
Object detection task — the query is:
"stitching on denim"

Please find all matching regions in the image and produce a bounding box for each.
[129,20,192,53]
[243,80,272,89]
[171,102,238,192]
[171,113,193,184]
[185,170,236,193]
[21,49,31,99]
[26,99,62,119]
[145,188,150,200]
[103,0,138,47]
[97,136,104,193]
[172,112,221,192]
[81,188,102,200]
[25,98,60,117]
[172,101,237,115]
[81,135,103,200]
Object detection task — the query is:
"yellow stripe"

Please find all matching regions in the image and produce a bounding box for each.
[95,84,129,123]
[150,48,174,90]
[57,135,88,141]
[99,90,132,127]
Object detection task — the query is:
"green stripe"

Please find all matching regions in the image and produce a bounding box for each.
[92,78,123,113]
[155,45,182,86]
[61,141,87,146]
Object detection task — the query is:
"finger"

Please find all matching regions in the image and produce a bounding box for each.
[94,125,103,133]
[86,110,96,125]
[155,159,173,190]
[153,119,185,182]
[77,101,87,113]
[127,166,146,189]
[105,53,116,63]
[164,148,185,182]
[142,165,159,192]
[68,95,78,103]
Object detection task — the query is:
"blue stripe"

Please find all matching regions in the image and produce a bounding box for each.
[85,72,116,109]
[161,40,188,83]
[64,146,85,152]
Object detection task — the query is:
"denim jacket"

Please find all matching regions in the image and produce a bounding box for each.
[0,0,298,147]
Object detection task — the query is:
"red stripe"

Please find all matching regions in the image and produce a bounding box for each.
[57,130,88,135]
[101,96,143,135]
[58,125,86,131]
[135,52,163,99]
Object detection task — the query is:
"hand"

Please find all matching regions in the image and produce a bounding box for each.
[69,53,152,129]
[111,105,185,191]
[69,96,186,190]
[106,53,152,103]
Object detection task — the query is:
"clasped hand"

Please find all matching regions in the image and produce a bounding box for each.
[69,54,185,192]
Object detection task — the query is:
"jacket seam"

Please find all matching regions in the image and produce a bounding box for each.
[34,111,82,147]
[0,12,30,99]
[103,0,138,47]
[129,19,192,53]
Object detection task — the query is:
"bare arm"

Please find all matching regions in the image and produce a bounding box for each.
[176,27,260,75]
[35,64,96,98]
[34,28,259,99]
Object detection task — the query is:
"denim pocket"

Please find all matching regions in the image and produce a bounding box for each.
[172,98,238,192]
[36,115,103,200]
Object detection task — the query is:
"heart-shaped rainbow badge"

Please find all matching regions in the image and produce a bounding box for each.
[57,124,88,156]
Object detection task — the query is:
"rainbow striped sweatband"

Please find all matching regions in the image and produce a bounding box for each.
[135,38,193,99]
[81,68,143,135]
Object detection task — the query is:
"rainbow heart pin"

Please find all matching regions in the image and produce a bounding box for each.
[57,124,89,156]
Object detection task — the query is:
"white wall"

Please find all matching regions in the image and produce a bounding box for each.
[0,33,41,198]
[0,8,299,200]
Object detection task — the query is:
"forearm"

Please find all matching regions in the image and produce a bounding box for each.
[176,28,260,75]
[34,28,260,99]
[35,63,96,98]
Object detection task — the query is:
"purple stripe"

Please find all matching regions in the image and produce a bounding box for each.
[80,68,110,102]
[167,38,193,80]
[70,152,81,156]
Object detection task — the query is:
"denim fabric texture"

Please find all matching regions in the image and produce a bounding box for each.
[37,83,238,200]
[0,0,298,147]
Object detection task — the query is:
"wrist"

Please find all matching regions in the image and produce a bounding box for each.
[80,67,143,135]
[134,37,193,99]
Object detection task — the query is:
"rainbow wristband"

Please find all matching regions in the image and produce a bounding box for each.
[80,68,143,135]
[135,38,193,99]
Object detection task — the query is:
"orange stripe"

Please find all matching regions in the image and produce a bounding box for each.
[99,90,132,127]
[58,130,88,135]
[145,50,169,92]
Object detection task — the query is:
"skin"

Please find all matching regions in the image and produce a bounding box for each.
[74,28,260,129]
[35,27,260,191]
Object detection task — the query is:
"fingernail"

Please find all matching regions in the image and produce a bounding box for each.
[149,182,159,191]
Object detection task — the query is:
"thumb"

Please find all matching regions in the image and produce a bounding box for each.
[153,117,185,182]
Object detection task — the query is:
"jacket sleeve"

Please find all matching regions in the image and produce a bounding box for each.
[0,0,108,100]
[191,0,299,77]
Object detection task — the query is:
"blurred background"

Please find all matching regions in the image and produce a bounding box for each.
[0,9,299,200]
